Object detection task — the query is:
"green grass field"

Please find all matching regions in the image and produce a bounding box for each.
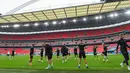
[0,54,130,73]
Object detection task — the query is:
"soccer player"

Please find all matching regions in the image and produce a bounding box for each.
[93,45,100,60]
[61,44,68,63]
[44,43,53,69]
[11,49,15,58]
[7,51,10,60]
[102,44,108,62]
[29,44,34,66]
[39,45,44,62]
[74,47,78,60]
[56,48,60,60]
[78,40,88,68]
[116,34,130,70]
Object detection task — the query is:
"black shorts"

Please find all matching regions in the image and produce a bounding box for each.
[102,52,107,56]
[94,52,97,56]
[122,52,129,60]
[79,51,86,58]
[62,52,67,56]
[57,53,60,56]
[7,54,9,56]
[104,52,107,56]
[30,55,33,59]
[74,52,77,55]
[40,54,43,57]
[45,53,47,56]
[47,53,53,60]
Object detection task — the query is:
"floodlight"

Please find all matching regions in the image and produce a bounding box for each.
[62,20,66,24]
[44,22,49,26]
[52,21,57,25]
[13,24,20,28]
[34,23,39,26]
[72,19,77,22]
[83,17,87,21]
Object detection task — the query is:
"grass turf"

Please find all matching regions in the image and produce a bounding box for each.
[0,54,130,73]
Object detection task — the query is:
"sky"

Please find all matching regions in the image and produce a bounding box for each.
[0,0,102,15]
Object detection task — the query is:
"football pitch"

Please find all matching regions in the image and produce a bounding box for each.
[0,54,130,73]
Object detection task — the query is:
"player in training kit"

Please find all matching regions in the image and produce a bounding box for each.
[11,49,15,58]
[61,44,68,63]
[45,43,53,69]
[93,45,100,60]
[56,48,60,60]
[29,44,34,66]
[7,51,10,60]
[74,47,78,60]
[39,45,44,62]
[78,40,88,68]
[102,44,108,62]
[116,34,130,70]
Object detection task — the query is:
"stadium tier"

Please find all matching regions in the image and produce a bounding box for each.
[0,24,129,40]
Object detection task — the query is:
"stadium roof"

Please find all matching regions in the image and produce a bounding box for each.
[0,0,130,24]
[0,0,101,15]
